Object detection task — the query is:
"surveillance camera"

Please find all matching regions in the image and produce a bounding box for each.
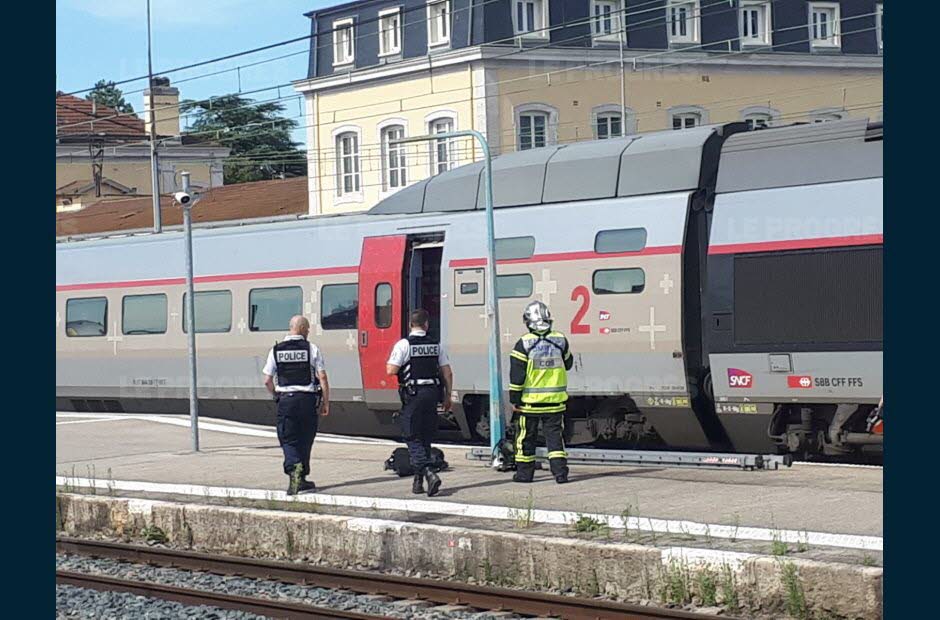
[174,191,193,206]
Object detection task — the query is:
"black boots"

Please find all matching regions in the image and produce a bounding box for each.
[513,463,535,483]
[424,468,442,497]
[412,473,424,494]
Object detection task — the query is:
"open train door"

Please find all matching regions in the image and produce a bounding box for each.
[358,235,406,409]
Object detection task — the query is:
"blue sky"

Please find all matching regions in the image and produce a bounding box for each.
[55,0,335,146]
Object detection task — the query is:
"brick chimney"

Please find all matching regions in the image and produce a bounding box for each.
[143,76,180,138]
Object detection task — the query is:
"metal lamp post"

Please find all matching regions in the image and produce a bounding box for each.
[391,130,506,463]
[178,171,201,452]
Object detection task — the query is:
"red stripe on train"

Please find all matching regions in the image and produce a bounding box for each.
[56,265,359,293]
[708,234,883,255]
[448,245,683,268]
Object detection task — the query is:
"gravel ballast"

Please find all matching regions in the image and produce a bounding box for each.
[56,553,523,620]
[56,584,267,619]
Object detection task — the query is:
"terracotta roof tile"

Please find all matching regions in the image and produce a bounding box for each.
[56,177,308,237]
[56,94,146,138]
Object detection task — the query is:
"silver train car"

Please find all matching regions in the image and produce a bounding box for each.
[56,119,883,459]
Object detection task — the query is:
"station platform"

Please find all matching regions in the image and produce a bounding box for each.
[56,411,884,618]
[56,411,882,546]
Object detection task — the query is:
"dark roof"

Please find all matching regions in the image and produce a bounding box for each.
[56,177,308,237]
[55,94,146,140]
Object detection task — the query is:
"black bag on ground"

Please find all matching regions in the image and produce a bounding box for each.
[384,447,448,476]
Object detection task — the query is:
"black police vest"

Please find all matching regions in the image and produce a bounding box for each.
[399,333,441,386]
[273,339,315,388]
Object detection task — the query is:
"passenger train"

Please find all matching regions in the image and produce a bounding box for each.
[56,119,884,460]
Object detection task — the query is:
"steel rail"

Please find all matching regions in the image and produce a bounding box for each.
[56,569,387,619]
[57,537,736,620]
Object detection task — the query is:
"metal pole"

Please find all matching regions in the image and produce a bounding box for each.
[147,0,162,233]
[619,7,627,137]
[181,171,200,451]
[391,130,506,463]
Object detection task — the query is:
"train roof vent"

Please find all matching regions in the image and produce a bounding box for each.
[475,145,560,209]
[617,125,719,197]
[716,119,882,193]
[368,178,429,214]
[543,137,636,203]
[423,161,484,213]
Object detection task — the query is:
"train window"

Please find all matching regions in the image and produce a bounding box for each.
[65,297,108,337]
[496,274,533,298]
[321,284,358,330]
[182,290,232,333]
[454,268,485,307]
[375,283,393,328]
[122,294,167,335]
[249,286,302,332]
[593,268,646,294]
[594,228,647,254]
[495,236,535,260]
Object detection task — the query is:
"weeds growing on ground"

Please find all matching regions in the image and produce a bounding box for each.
[694,566,718,606]
[719,563,739,610]
[572,514,609,536]
[141,524,168,544]
[508,490,536,528]
[660,558,691,605]
[771,531,789,556]
[780,561,808,619]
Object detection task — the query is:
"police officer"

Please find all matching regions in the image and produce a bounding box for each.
[386,309,454,497]
[262,315,330,495]
[508,301,573,484]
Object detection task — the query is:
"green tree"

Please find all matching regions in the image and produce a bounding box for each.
[181,94,307,184]
[86,80,135,113]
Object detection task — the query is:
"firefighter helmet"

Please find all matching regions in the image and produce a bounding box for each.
[523,300,553,333]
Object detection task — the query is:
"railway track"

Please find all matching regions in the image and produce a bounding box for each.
[57,537,732,620]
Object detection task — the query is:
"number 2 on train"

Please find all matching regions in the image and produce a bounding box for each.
[570,286,591,334]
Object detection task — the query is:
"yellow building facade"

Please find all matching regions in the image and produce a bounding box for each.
[295,47,882,216]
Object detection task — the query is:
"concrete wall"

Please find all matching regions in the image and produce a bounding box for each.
[56,493,885,620]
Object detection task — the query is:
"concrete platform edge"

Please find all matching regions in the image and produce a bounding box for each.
[56,493,883,619]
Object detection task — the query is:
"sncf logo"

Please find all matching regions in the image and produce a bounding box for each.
[727,368,754,388]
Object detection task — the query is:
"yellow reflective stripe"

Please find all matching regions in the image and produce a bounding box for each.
[518,404,565,413]
[510,350,529,362]
[515,455,536,463]
[515,415,527,459]
[508,383,524,391]
[564,350,572,360]
[547,450,567,459]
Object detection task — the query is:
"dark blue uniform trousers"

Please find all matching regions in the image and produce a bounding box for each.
[399,385,439,473]
[276,392,320,478]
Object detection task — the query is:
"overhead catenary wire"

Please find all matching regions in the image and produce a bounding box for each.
[56,0,713,133]
[58,98,882,211]
[56,10,882,158]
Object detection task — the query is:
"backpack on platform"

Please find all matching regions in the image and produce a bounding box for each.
[384,447,448,476]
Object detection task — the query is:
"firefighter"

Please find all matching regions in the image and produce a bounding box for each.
[508,301,573,484]
[262,315,330,495]
[386,309,454,497]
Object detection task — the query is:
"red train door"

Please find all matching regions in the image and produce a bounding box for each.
[358,235,406,408]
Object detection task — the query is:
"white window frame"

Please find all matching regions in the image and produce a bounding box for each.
[739,105,780,129]
[809,107,848,123]
[427,0,451,49]
[332,126,362,203]
[378,8,402,57]
[332,18,355,67]
[377,119,409,196]
[592,104,636,138]
[512,0,549,40]
[591,0,624,44]
[426,111,458,174]
[739,1,772,47]
[668,0,700,45]
[876,4,883,52]
[808,2,840,49]
[514,103,558,151]
[668,105,708,130]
